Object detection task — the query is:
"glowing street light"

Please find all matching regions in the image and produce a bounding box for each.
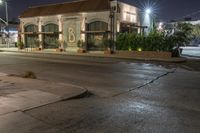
[145,8,152,15]
[143,8,153,34]
[158,22,164,30]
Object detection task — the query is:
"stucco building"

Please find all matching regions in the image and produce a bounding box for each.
[19,0,141,51]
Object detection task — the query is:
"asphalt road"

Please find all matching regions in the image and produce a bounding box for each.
[0,52,200,133]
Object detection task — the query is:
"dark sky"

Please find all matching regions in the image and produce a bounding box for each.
[1,0,200,22]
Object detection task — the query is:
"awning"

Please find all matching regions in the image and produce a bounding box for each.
[20,32,62,35]
[81,30,111,34]
[20,32,36,35]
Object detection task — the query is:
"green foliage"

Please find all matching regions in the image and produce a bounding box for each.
[116,23,195,52]
[77,40,86,49]
[55,39,61,48]
[77,40,82,48]
[174,23,193,46]
[116,31,177,52]
[103,38,114,50]
[192,24,200,38]
[17,41,24,49]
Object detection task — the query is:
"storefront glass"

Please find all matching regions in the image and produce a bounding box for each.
[87,21,108,51]
[24,24,38,48]
[43,24,59,49]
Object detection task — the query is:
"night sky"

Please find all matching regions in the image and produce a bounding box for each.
[1,0,200,22]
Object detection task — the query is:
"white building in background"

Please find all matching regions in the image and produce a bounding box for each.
[181,20,200,25]
[0,23,18,47]
[19,0,142,51]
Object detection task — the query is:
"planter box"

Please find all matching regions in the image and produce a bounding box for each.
[31,48,42,51]
[56,48,64,52]
[77,49,86,53]
[116,51,172,59]
[104,50,114,54]
[18,46,24,50]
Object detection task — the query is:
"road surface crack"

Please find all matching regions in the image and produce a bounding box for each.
[112,69,177,97]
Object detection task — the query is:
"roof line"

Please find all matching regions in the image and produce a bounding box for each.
[19,10,110,18]
[29,0,87,9]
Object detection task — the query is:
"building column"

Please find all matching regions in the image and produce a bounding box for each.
[20,21,25,45]
[81,17,86,42]
[110,0,118,51]
[58,15,63,48]
[113,12,117,42]
[38,18,43,49]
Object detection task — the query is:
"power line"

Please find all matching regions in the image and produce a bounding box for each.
[176,9,200,21]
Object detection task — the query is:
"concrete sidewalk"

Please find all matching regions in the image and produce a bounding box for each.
[0,74,87,114]
[0,72,88,133]
[0,48,186,63]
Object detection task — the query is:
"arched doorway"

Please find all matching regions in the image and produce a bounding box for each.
[43,23,59,49]
[24,24,38,48]
[87,21,108,51]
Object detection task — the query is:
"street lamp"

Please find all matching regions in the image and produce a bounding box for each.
[0,0,8,26]
[145,8,152,15]
[143,7,153,34]
[0,0,9,48]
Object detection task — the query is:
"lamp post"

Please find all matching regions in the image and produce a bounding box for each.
[0,0,9,47]
[143,8,153,34]
[0,0,8,26]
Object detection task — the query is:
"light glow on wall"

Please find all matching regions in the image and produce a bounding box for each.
[121,3,137,23]
[117,21,120,32]
[81,17,86,42]
[57,15,63,41]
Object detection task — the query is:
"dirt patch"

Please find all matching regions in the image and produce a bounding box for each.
[9,71,37,79]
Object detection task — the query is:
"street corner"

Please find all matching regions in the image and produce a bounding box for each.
[37,82,89,101]
[0,74,88,112]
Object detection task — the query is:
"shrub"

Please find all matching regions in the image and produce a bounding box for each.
[77,40,86,49]
[116,31,178,52]
[17,41,24,49]
[23,71,37,79]
[103,38,115,50]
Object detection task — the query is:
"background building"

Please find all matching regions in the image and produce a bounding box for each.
[19,0,141,51]
[0,23,18,48]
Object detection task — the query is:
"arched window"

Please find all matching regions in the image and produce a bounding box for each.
[25,24,38,32]
[43,23,59,32]
[88,21,108,31]
[24,24,38,48]
[43,23,59,49]
[87,21,108,51]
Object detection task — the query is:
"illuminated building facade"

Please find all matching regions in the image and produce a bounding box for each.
[19,0,141,51]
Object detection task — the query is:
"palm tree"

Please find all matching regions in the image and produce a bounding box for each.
[174,23,193,46]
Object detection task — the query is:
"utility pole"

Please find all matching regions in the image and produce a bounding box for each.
[0,0,9,47]
[0,0,8,26]
[110,0,118,52]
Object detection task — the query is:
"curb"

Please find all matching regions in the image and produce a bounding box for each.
[59,84,89,101]
[22,86,88,112]
[0,49,187,63]
[0,75,88,112]
[62,89,89,101]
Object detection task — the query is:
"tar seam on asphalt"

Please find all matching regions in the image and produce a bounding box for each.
[112,68,177,97]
